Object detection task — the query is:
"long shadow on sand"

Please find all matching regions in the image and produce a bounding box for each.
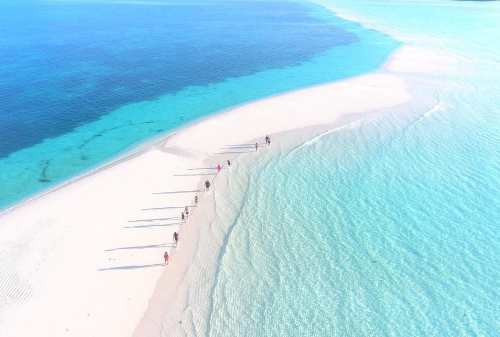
[128,216,180,222]
[104,243,174,252]
[173,173,216,177]
[223,143,260,148]
[124,222,183,229]
[214,150,255,154]
[153,190,202,195]
[98,263,165,271]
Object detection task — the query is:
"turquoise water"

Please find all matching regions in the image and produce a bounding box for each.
[0,1,397,209]
[186,1,500,337]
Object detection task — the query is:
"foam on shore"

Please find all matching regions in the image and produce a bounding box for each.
[0,51,424,336]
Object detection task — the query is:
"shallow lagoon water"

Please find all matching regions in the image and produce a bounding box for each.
[190,1,500,336]
[206,109,500,336]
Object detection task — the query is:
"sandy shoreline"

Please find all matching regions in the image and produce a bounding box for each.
[0,40,457,336]
[132,118,390,337]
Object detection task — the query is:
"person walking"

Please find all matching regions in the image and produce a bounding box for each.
[184,206,189,217]
[163,251,169,265]
[255,142,258,151]
[217,164,222,173]
[181,212,185,221]
[227,159,231,167]
[205,180,211,191]
[173,232,179,245]
[194,195,198,205]
[265,135,271,146]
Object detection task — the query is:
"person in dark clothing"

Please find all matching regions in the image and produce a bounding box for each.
[173,231,179,245]
[205,180,211,191]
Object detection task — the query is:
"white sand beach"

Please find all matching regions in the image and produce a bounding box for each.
[0,46,443,336]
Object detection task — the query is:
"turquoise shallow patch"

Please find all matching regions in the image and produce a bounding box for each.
[202,1,500,336]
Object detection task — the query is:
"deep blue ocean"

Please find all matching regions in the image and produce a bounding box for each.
[0,0,397,209]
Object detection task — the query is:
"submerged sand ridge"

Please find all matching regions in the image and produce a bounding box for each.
[0,62,418,335]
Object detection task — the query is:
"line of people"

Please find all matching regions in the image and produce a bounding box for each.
[163,135,271,265]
